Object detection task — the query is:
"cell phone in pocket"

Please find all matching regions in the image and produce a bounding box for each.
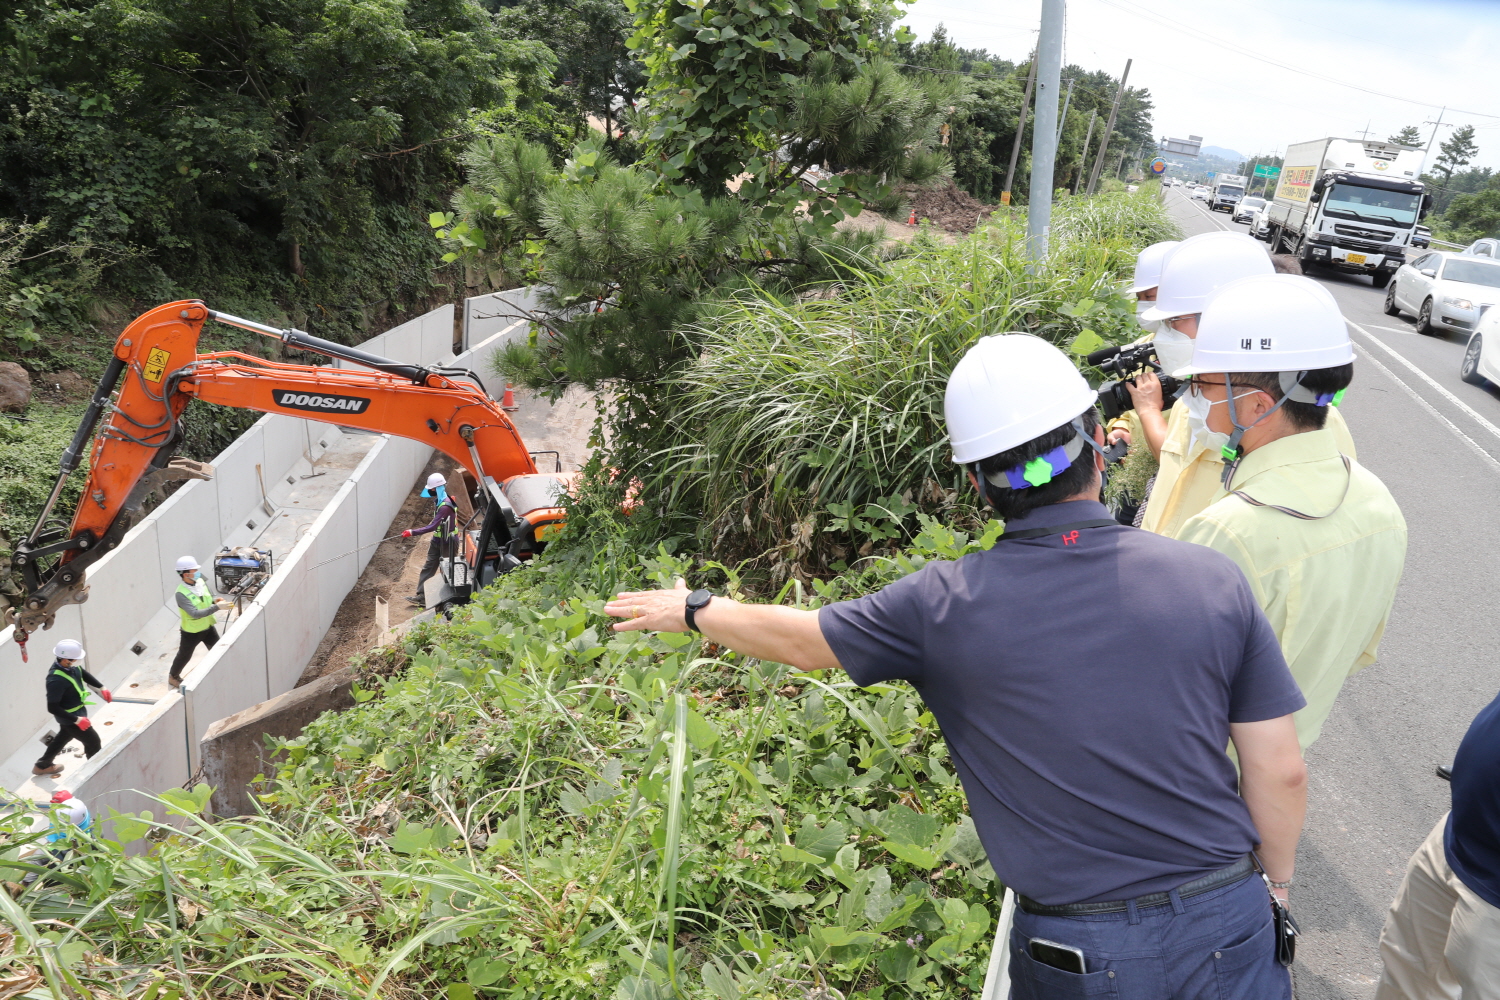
[1029,937,1087,974]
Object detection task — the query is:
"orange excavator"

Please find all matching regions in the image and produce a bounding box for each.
[5,300,573,656]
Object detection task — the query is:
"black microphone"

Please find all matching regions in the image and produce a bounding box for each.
[1085,344,1123,367]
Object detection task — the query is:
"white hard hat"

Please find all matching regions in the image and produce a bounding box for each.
[53,639,85,661]
[1141,235,1274,321]
[1128,240,1181,294]
[1172,274,1355,377]
[425,473,446,490]
[175,555,200,572]
[946,334,1098,464]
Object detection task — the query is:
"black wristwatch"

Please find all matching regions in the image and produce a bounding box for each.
[684,589,714,633]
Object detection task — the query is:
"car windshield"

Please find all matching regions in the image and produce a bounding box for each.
[1240,198,1266,209]
[1324,183,1421,226]
[1218,186,1244,197]
[1441,259,1500,289]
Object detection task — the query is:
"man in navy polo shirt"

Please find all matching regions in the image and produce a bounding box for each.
[1375,689,1500,997]
[607,334,1309,998]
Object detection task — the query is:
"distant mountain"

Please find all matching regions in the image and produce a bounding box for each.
[1200,145,1244,162]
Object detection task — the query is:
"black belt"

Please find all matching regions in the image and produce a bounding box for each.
[1019,855,1257,916]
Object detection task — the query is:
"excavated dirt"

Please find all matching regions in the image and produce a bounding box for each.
[902,182,998,234]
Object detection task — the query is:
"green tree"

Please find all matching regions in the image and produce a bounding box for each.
[1435,124,1480,186]
[0,0,554,357]
[1388,125,1423,146]
[1440,180,1500,242]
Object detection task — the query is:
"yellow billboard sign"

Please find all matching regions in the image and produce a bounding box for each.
[1275,166,1315,204]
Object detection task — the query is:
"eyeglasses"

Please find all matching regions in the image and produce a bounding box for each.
[1165,313,1201,330]
[1186,377,1267,402]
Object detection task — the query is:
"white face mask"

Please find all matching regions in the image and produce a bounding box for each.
[1182,383,1259,455]
[1152,327,1196,376]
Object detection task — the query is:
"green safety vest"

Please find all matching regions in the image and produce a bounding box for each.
[177,580,216,633]
[51,664,94,715]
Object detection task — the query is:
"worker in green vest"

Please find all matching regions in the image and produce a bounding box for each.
[32,640,110,777]
[169,555,229,689]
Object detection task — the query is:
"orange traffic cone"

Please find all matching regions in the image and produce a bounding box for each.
[501,383,518,411]
[908,209,918,226]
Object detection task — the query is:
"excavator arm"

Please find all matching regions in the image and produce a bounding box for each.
[7,300,558,650]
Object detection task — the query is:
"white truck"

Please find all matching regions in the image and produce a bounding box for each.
[1210,174,1248,213]
[1264,137,1430,289]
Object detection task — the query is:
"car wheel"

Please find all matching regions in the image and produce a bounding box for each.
[1383,282,1402,316]
[1372,272,1391,290]
[1417,298,1435,335]
[1462,335,1486,385]
[1299,238,1318,271]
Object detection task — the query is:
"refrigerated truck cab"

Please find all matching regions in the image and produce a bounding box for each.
[1211,174,1248,212]
[1265,138,1430,289]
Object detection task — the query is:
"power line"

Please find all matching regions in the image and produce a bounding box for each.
[1088,0,1500,122]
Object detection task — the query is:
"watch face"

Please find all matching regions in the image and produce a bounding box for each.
[687,589,713,609]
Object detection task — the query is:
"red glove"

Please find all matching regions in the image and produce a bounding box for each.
[75,717,92,731]
[100,688,112,703]
[402,529,413,538]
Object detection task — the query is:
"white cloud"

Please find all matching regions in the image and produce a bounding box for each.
[899,0,1500,172]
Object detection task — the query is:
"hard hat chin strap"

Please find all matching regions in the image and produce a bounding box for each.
[1220,371,1331,488]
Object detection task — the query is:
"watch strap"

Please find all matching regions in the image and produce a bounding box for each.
[684,589,713,633]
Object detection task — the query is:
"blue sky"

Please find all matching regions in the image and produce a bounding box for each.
[897,0,1500,172]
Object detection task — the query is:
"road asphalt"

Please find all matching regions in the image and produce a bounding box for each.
[1163,187,1500,999]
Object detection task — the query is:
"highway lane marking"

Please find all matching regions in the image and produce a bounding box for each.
[1366,324,1416,336]
[1347,318,1500,468]
[1177,192,1233,232]
[1351,342,1500,476]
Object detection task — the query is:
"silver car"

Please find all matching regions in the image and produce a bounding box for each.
[1385,251,1500,335]
[1462,238,1500,259]
[1231,196,1266,225]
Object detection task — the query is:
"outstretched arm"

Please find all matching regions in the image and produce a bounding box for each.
[605,580,841,672]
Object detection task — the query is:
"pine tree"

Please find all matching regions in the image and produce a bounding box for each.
[1436,124,1480,185]
[1388,125,1422,146]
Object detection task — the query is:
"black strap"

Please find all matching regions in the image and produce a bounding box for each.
[1231,455,1353,521]
[997,518,1120,542]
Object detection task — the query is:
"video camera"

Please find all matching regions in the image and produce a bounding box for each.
[1087,342,1184,421]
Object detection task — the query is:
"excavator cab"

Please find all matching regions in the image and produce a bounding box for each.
[447,472,575,606]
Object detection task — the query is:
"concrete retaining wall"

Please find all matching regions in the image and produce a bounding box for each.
[1,305,537,833]
[463,286,543,351]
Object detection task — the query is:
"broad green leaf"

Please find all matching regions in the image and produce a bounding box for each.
[814,924,880,949]
[882,840,940,869]
[877,803,940,847]
[684,708,718,749]
[778,843,825,866]
[446,985,476,1000]
[1069,328,1109,356]
[877,943,921,983]
[794,815,848,861]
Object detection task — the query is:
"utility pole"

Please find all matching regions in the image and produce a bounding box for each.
[1086,58,1131,195]
[1422,106,1450,176]
[1055,77,1075,146]
[1027,0,1065,261]
[1071,108,1097,195]
[1001,50,1038,207]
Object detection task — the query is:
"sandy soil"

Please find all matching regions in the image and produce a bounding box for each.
[296,385,598,684]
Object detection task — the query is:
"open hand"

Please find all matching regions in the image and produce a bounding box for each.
[605,579,691,633]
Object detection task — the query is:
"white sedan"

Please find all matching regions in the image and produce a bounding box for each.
[1461,306,1500,387]
[1385,251,1500,336]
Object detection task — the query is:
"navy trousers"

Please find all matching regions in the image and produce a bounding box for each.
[1009,873,1291,999]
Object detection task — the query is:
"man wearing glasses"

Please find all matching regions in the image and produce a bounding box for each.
[1171,273,1407,752]
[1136,235,1357,539]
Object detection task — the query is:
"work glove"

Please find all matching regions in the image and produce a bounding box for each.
[76,717,92,731]
[402,529,413,538]
[100,688,112,703]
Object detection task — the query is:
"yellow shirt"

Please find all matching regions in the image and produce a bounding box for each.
[1141,401,1356,539]
[1176,429,1407,750]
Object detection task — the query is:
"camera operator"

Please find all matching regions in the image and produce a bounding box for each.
[1172,274,1405,751]
[1137,234,1357,539]
[1103,240,1179,464]
[607,334,1308,996]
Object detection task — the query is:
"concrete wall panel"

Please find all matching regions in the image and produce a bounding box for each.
[421,304,456,364]
[257,540,320,695]
[213,423,268,539]
[75,694,190,840]
[311,481,360,636]
[183,607,269,746]
[147,478,221,577]
[78,520,165,662]
[262,414,307,484]
[464,287,542,350]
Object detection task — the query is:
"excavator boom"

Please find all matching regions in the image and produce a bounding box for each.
[7,300,558,648]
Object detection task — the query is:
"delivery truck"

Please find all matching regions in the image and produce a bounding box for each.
[1210,174,1248,213]
[1263,137,1430,288]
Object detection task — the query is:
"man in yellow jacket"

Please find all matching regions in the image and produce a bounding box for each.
[1136,235,1357,538]
[168,555,228,689]
[1171,274,1407,750]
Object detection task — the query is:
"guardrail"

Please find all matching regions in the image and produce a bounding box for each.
[1426,237,1467,251]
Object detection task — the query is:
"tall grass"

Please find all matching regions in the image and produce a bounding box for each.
[653,190,1180,576]
[0,520,1006,1000]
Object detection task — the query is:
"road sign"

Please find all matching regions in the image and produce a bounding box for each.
[1254,164,1281,178]
[1149,157,1168,175]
